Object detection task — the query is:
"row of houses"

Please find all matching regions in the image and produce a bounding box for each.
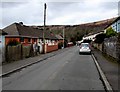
[82,16,120,41]
[0,22,64,63]
[82,16,120,61]
[2,22,63,46]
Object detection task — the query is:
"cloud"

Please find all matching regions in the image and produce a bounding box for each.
[0,0,119,28]
[118,1,120,16]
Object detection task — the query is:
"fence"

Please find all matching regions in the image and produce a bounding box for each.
[5,44,42,62]
[5,43,59,62]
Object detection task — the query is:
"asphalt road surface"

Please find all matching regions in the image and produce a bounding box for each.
[2,46,105,90]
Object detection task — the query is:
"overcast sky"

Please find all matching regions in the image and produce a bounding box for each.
[0,0,120,29]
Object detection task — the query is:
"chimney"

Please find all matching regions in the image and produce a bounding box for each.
[19,22,23,26]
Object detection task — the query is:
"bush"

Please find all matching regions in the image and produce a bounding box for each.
[94,33,106,44]
[7,39,20,46]
[106,27,117,37]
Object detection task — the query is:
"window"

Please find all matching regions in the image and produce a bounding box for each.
[34,39,36,42]
[28,38,31,42]
[20,37,24,42]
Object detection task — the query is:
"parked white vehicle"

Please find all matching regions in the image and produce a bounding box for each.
[79,43,91,54]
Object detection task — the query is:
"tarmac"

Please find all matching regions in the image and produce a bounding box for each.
[1,46,120,91]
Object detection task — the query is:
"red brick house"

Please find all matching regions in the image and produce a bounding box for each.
[3,22,59,46]
[55,35,64,43]
[3,22,43,45]
[3,22,60,53]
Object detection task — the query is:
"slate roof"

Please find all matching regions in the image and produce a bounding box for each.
[84,31,104,37]
[55,35,63,40]
[0,29,8,35]
[3,23,58,40]
[105,16,120,29]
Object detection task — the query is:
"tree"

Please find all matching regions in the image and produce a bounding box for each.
[106,27,117,37]
[94,33,106,44]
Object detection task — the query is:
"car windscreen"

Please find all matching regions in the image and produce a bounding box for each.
[81,44,89,47]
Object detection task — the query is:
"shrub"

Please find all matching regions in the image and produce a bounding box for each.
[7,39,20,46]
[94,33,106,44]
[106,27,117,37]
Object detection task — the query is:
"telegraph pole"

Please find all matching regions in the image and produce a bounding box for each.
[43,3,47,53]
[63,28,65,49]
[43,3,47,43]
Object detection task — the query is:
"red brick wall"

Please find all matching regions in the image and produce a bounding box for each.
[5,37,38,46]
[5,37,20,45]
[45,44,58,53]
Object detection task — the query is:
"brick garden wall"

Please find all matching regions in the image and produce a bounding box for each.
[45,44,58,53]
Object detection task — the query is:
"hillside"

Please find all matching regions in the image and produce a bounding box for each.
[33,17,116,42]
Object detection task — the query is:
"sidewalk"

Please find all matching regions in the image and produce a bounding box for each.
[92,48,120,91]
[2,47,71,76]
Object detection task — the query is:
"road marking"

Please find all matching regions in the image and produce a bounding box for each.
[92,54,113,92]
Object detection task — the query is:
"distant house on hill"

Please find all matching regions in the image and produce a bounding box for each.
[83,31,104,41]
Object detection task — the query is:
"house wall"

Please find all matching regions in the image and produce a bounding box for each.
[111,19,120,32]
[32,38,37,44]
[5,37,20,45]
[5,37,38,46]
[0,36,5,63]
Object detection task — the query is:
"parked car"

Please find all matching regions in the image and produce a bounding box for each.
[79,43,91,54]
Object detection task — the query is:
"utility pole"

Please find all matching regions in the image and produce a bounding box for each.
[43,3,47,53]
[63,28,65,49]
[43,3,47,43]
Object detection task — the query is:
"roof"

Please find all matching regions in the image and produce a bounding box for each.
[84,31,104,37]
[3,23,43,38]
[3,22,58,40]
[44,30,58,40]
[55,35,63,40]
[0,29,8,35]
[105,16,120,29]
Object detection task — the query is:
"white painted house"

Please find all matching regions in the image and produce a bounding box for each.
[104,16,120,33]
[83,31,104,41]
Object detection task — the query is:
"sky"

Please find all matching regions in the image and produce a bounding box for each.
[0,0,120,29]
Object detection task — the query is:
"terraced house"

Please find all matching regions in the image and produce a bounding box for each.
[3,22,61,45]
[2,22,63,55]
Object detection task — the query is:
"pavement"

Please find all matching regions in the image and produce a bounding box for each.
[1,46,120,91]
[92,48,120,91]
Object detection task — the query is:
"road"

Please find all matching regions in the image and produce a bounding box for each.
[2,46,105,90]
